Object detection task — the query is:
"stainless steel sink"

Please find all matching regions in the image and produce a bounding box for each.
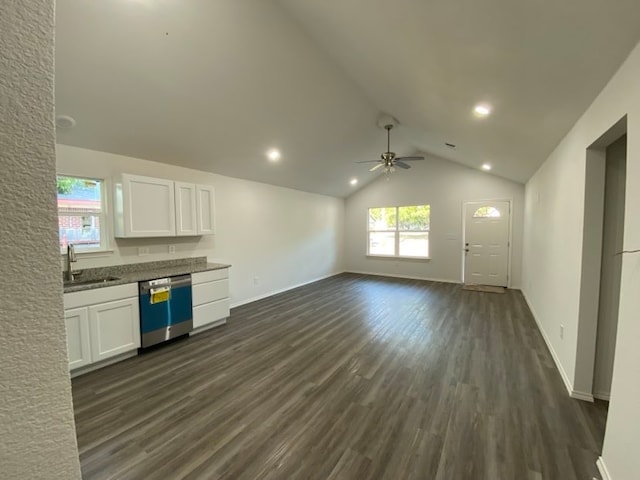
[64,276,120,287]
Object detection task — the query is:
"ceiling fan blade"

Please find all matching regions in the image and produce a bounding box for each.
[394,161,411,169]
[396,156,424,161]
[370,163,385,172]
[356,160,382,164]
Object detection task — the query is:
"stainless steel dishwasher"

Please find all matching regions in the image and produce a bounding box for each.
[139,274,193,348]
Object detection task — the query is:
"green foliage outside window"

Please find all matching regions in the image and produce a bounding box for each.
[57,176,83,194]
[398,205,430,230]
[369,207,396,229]
[369,205,430,230]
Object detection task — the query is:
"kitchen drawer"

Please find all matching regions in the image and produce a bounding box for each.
[193,298,230,329]
[193,279,228,306]
[64,283,138,310]
[192,268,228,285]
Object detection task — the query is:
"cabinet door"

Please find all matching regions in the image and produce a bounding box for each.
[196,185,216,235]
[89,297,141,362]
[65,307,92,370]
[121,174,176,237]
[175,182,197,236]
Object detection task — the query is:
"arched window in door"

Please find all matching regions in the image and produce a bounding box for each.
[473,206,501,218]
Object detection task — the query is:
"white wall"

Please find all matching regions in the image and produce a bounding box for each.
[56,144,345,307]
[344,154,525,286]
[522,41,640,480]
[0,1,82,478]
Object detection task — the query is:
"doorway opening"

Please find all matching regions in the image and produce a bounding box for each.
[575,116,627,404]
[593,134,626,401]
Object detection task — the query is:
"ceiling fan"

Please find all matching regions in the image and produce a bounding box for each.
[357,122,424,173]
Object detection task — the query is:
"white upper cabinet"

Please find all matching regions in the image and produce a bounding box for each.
[175,182,198,236]
[114,174,176,237]
[114,174,215,237]
[196,185,216,235]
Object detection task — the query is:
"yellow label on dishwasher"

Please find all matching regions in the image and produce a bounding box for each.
[151,290,170,304]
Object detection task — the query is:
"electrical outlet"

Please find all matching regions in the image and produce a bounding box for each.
[168,245,176,254]
[560,324,564,339]
[138,247,150,256]
[253,276,259,285]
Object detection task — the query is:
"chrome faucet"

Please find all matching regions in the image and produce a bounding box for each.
[65,244,82,282]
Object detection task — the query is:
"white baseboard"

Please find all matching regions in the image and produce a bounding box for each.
[230,270,460,311]
[70,350,138,378]
[571,390,595,402]
[190,318,227,335]
[521,290,579,399]
[345,270,461,284]
[597,456,612,480]
[594,391,611,401]
[230,271,345,309]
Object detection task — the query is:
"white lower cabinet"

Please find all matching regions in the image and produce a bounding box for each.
[89,298,141,362]
[192,269,230,330]
[65,307,92,370]
[193,299,229,329]
[64,283,140,372]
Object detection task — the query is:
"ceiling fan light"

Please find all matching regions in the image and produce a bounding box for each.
[358,119,422,175]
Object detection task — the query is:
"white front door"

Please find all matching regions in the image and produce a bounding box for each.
[463,201,510,287]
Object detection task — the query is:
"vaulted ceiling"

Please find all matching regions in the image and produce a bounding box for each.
[55,0,640,197]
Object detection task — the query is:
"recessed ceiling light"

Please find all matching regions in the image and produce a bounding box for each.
[350,178,358,186]
[473,104,492,117]
[266,149,281,162]
[482,163,492,171]
[56,115,76,129]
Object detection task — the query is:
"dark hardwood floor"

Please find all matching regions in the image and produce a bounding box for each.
[72,273,608,480]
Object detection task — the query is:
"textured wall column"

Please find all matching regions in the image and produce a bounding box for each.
[0,1,82,478]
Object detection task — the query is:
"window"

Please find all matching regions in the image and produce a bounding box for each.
[473,206,501,218]
[57,175,106,252]
[368,205,430,258]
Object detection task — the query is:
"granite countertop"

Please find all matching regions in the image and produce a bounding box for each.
[63,257,230,293]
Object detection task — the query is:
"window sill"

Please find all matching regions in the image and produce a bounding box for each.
[60,249,114,259]
[366,254,431,261]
